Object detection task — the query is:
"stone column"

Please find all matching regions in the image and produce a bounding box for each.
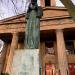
[4,33,18,73]
[51,0,56,6]
[54,42,59,75]
[56,29,68,75]
[40,0,45,7]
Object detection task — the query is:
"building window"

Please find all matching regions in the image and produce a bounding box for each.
[65,40,75,55]
[45,0,51,6]
[45,42,54,54]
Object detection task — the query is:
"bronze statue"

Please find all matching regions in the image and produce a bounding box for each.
[25,0,43,49]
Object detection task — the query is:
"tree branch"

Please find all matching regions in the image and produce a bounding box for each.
[60,0,75,21]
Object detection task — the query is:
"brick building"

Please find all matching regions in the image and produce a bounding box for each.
[0,0,75,75]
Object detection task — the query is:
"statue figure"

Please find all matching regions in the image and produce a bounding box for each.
[25,0,43,49]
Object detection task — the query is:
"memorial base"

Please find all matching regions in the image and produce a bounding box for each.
[10,49,39,75]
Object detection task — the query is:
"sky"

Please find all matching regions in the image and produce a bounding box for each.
[56,0,64,6]
[0,0,75,20]
[0,0,28,19]
[56,0,75,6]
[0,0,41,19]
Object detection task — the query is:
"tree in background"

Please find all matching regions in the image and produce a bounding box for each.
[0,0,30,19]
[60,0,75,21]
[0,0,75,21]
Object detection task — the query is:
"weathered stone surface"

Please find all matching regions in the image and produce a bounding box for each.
[10,49,39,75]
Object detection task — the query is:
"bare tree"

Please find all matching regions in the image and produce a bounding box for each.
[60,0,75,21]
[0,0,75,21]
[0,0,30,19]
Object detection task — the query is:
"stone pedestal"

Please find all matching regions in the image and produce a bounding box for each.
[10,49,39,75]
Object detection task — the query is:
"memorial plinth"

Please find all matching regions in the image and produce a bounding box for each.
[10,49,39,75]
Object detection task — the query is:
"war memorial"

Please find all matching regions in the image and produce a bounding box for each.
[0,0,75,75]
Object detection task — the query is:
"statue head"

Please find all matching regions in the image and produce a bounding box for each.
[31,0,37,5]
[28,0,38,11]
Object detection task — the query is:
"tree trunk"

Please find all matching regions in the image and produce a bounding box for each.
[60,0,75,21]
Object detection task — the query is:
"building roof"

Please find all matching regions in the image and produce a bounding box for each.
[0,7,71,25]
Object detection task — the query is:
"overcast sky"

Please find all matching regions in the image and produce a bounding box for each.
[0,0,75,20]
[56,0,75,6]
